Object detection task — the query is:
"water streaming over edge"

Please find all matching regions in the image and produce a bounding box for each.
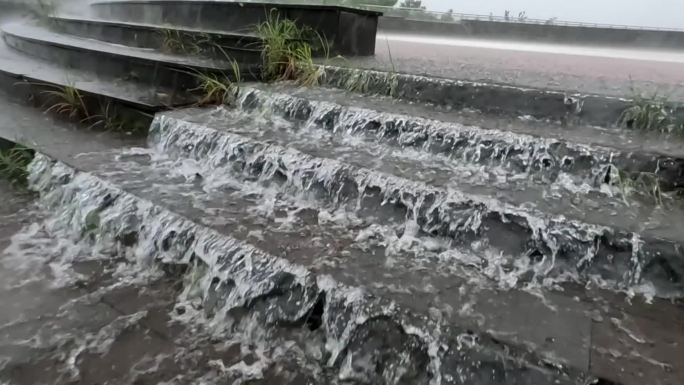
[149,110,684,298]
[8,152,594,385]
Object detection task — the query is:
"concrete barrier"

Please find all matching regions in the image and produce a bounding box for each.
[91,0,382,56]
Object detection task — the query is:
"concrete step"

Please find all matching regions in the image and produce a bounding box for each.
[89,0,381,56]
[1,93,681,385]
[318,65,684,128]
[230,86,684,238]
[1,20,259,93]
[238,83,684,193]
[49,15,263,63]
[10,122,680,385]
[152,108,684,298]
[27,149,590,385]
[0,37,194,111]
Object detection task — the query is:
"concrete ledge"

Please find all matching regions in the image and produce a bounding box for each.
[90,0,381,56]
[0,70,156,133]
[1,22,260,97]
[320,65,634,127]
[49,16,263,63]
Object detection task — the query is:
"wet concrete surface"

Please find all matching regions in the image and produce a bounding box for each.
[0,2,680,384]
[0,95,145,158]
[0,31,195,109]
[0,183,179,385]
[0,95,335,385]
[2,90,684,384]
[0,162,324,385]
[338,33,684,101]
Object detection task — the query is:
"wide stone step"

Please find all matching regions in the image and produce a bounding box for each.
[237,84,684,193]
[27,145,684,385]
[0,37,193,110]
[2,91,681,385]
[89,0,381,56]
[49,15,263,63]
[317,65,681,128]
[1,20,258,93]
[151,110,684,298]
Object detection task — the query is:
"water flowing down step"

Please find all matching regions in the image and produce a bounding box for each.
[27,151,594,385]
[149,108,684,299]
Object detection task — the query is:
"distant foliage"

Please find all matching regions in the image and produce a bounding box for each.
[399,0,424,9]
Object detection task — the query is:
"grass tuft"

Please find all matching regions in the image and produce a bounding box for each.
[159,29,212,55]
[83,102,124,131]
[255,9,328,86]
[342,69,398,97]
[41,82,88,119]
[0,144,34,188]
[188,59,242,106]
[84,102,152,134]
[618,89,683,134]
[606,165,664,206]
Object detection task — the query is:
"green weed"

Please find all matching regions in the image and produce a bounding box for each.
[188,59,242,106]
[83,102,129,132]
[85,102,118,130]
[255,9,329,86]
[159,29,212,55]
[0,144,34,188]
[607,165,664,206]
[41,82,88,119]
[342,68,398,97]
[86,102,152,134]
[618,90,683,134]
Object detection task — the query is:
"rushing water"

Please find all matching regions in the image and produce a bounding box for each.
[1,133,679,384]
[151,105,683,298]
[0,82,681,384]
[0,165,338,385]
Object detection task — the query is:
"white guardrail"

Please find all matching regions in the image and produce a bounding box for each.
[240,1,684,33]
[362,4,684,33]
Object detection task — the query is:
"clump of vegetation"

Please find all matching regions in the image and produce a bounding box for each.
[618,91,682,134]
[341,68,399,97]
[159,29,212,55]
[188,58,242,106]
[26,80,151,134]
[606,165,664,206]
[0,144,34,188]
[41,82,89,119]
[85,102,124,131]
[255,9,328,86]
[83,102,149,134]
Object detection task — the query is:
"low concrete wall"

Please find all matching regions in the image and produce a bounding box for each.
[379,16,684,49]
[320,65,632,127]
[0,0,37,14]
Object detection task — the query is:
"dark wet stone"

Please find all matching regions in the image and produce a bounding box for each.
[338,316,431,385]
